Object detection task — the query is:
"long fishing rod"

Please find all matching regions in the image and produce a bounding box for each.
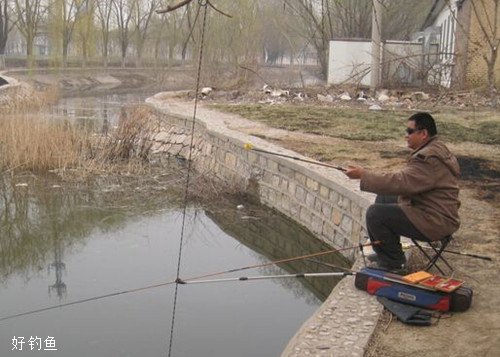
[0,241,378,322]
[421,246,493,261]
[178,272,352,285]
[243,143,346,172]
[306,258,351,271]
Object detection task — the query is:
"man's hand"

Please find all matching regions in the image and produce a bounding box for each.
[345,165,365,180]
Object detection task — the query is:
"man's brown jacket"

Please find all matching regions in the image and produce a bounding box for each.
[360,136,461,241]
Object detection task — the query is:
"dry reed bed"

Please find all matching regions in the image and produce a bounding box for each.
[0,83,59,113]
[0,103,236,203]
[0,105,156,174]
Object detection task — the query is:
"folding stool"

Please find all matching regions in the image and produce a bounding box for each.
[410,235,454,275]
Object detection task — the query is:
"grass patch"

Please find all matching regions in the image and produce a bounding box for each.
[211,104,500,145]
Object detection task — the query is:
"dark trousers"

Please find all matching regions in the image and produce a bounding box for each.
[366,195,429,267]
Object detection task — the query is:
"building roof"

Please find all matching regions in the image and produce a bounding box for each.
[421,0,447,30]
[421,0,466,30]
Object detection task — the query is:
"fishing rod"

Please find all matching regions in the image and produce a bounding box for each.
[178,272,352,285]
[0,241,378,322]
[421,246,493,261]
[306,258,352,271]
[243,143,346,172]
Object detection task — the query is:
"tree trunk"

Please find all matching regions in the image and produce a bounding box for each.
[26,36,35,67]
[168,43,174,67]
[103,48,108,67]
[317,47,328,78]
[102,36,109,67]
[121,40,127,67]
[135,41,143,67]
[62,42,68,67]
[487,47,498,107]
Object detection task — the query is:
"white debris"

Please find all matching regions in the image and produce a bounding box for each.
[201,87,213,96]
[240,216,260,220]
[357,90,368,99]
[237,204,244,210]
[271,89,289,97]
[369,104,383,111]
[294,92,305,101]
[378,93,390,102]
[15,183,28,187]
[317,94,334,102]
[340,92,351,101]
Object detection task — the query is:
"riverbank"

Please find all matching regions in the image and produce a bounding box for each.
[200,97,499,356]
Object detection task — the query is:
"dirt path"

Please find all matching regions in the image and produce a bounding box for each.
[206,103,500,356]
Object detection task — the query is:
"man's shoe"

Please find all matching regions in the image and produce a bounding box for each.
[367,253,379,262]
[367,261,407,275]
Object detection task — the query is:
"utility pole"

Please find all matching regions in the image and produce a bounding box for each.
[370,0,382,92]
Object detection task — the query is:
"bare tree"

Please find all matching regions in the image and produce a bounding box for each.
[164,10,185,65]
[75,0,95,67]
[282,0,334,77]
[96,0,114,67]
[332,0,372,38]
[113,0,134,67]
[0,0,16,69]
[469,0,499,104]
[51,0,85,66]
[13,0,46,66]
[132,0,156,67]
[382,0,434,40]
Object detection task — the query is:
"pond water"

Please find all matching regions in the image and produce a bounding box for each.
[47,93,151,134]
[0,96,349,357]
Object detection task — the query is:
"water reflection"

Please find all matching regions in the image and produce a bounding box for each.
[48,238,66,300]
[0,173,348,356]
[206,202,350,301]
[0,174,181,285]
[0,174,347,301]
[46,94,149,134]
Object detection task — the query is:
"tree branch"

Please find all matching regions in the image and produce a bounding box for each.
[156,0,193,14]
[207,0,231,18]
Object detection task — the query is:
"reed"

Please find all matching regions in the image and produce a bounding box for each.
[101,105,159,162]
[0,84,59,114]
[0,104,160,175]
[0,114,90,173]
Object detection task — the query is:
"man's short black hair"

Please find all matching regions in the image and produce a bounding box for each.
[408,112,437,137]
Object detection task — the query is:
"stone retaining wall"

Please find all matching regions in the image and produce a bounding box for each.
[146,94,374,262]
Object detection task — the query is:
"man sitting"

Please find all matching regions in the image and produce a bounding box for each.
[345,112,461,272]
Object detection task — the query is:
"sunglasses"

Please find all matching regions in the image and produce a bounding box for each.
[405,128,422,135]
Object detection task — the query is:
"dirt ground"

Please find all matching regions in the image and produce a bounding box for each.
[208,100,500,356]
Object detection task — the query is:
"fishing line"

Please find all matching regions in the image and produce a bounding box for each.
[167,2,209,356]
[0,242,376,322]
[243,143,346,172]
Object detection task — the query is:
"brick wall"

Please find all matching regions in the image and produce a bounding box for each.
[462,0,500,88]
